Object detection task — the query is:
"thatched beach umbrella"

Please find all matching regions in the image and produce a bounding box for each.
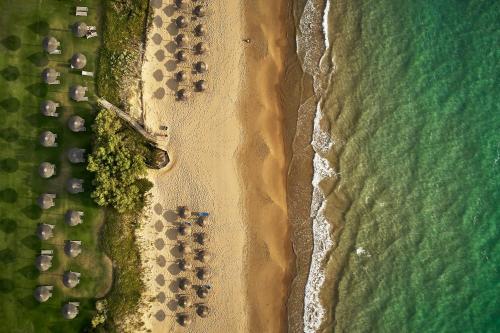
[70,52,87,69]
[37,193,56,209]
[175,16,188,28]
[193,5,206,17]
[36,223,54,240]
[175,33,189,47]
[66,178,84,194]
[41,68,59,84]
[39,131,57,147]
[196,304,209,318]
[178,206,192,218]
[195,79,207,92]
[194,24,206,36]
[178,277,192,291]
[176,50,187,62]
[42,36,59,53]
[64,240,82,258]
[195,249,211,263]
[72,22,88,38]
[196,285,210,298]
[63,271,81,288]
[194,42,208,54]
[67,148,86,163]
[178,259,192,272]
[40,100,59,117]
[65,210,84,226]
[38,162,55,178]
[196,267,210,280]
[177,313,192,327]
[35,254,53,271]
[176,70,188,82]
[194,232,207,245]
[61,303,79,319]
[178,222,192,236]
[176,89,189,101]
[34,285,53,303]
[177,295,191,308]
[178,241,192,255]
[70,85,87,102]
[195,61,208,73]
[197,215,209,227]
[68,115,86,132]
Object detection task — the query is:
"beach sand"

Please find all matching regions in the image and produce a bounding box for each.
[137,0,300,332]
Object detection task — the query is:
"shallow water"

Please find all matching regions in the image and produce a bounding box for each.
[299,0,500,332]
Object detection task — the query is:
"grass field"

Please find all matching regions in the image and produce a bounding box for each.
[0,1,112,332]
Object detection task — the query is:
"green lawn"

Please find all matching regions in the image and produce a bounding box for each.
[0,1,111,332]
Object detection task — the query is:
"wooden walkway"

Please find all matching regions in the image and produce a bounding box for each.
[97,98,168,150]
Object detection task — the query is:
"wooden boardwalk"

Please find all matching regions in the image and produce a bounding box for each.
[97,98,168,150]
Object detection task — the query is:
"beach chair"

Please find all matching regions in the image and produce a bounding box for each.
[76,6,88,12]
[82,71,94,77]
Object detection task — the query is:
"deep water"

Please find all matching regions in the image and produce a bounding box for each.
[318,0,500,331]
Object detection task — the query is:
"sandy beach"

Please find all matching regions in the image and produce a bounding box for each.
[136,0,299,332]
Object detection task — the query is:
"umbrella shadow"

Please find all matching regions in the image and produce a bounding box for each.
[154,49,166,62]
[156,255,167,267]
[154,309,166,321]
[165,41,177,54]
[166,78,178,91]
[22,205,43,220]
[26,83,48,98]
[154,220,164,232]
[153,203,163,215]
[150,0,162,9]
[0,278,15,293]
[153,15,164,28]
[0,218,18,233]
[163,209,178,222]
[153,87,166,99]
[0,248,16,264]
[168,279,178,293]
[21,235,41,250]
[0,97,21,113]
[156,291,166,303]
[164,60,177,72]
[154,238,165,250]
[1,35,21,51]
[0,188,18,203]
[1,66,20,81]
[163,5,176,17]
[28,21,50,35]
[166,22,179,36]
[27,52,49,67]
[152,33,163,45]
[167,262,181,276]
[18,265,40,280]
[153,69,164,82]
[167,299,177,311]
[0,158,19,173]
[155,274,166,286]
[165,227,178,241]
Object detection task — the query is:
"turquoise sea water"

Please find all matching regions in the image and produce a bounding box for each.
[319,0,499,332]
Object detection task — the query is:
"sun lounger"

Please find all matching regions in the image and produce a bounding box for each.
[88,26,97,31]
[76,11,87,17]
[82,71,94,77]
[86,32,98,39]
[41,249,53,255]
[49,80,60,85]
[76,6,88,11]
[49,49,61,55]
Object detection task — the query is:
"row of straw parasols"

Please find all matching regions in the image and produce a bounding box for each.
[173,206,211,326]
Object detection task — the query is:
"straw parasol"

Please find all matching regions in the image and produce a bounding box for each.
[195,61,208,73]
[194,232,207,245]
[37,193,56,209]
[177,295,191,308]
[175,16,188,28]
[41,68,59,84]
[175,34,189,47]
[178,277,192,291]
[178,222,192,236]
[38,162,55,178]
[67,148,86,163]
[40,100,58,117]
[175,70,188,82]
[39,131,57,147]
[196,267,210,280]
[61,303,79,319]
[196,304,209,318]
[178,259,192,272]
[42,36,59,53]
[178,241,192,255]
[195,249,211,263]
[64,240,82,258]
[70,53,87,69]
[194,42,208,54]
[197,215,209,227]
[70,85,87,101]
[72,22,88,38]
[177,313,192,327]
[176,50,187,62]
[178,206,192,218]
[36,224,54,240]
[35,255,53,271]
[193,5,206,17]
[194,24,206,36]
[34,285,53,302]
[65,210,84,226]
[68,115,86,132]
[196,285,210,298]
[66,178,84,194]
[63,271,81,288]
[195,79,207,92]
[176,89,189,101]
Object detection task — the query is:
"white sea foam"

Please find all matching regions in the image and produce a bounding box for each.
[298,0,336,332]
